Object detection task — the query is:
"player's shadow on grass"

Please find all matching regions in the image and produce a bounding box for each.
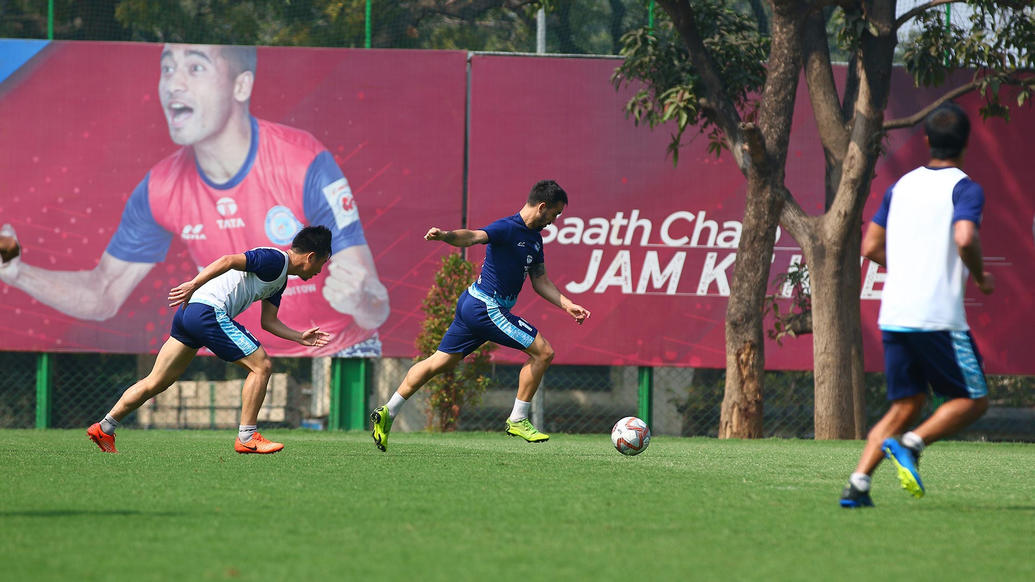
[0,509,183,518]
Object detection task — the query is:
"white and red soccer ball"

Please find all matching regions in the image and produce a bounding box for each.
[610,416,650,456]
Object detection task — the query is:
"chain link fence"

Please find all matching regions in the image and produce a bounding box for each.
[9,351,1029,441]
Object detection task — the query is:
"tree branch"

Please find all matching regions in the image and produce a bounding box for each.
[883,81,979,129]
[657,0,746,169]
[802,8,849,160]
[894,0,958,31]
[778,188,813,251]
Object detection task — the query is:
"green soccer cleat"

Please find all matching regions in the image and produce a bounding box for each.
[505,418,550,443]
[370,406,393,452]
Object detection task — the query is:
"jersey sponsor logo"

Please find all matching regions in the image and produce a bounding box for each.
[216,197,238,216]
[517,319,533,332]
[218,217,246,229]
[517,241,526,247]
[181,224,206,240]
[321,177,359,230]
[216,196,246,229]
[265,205,302,245]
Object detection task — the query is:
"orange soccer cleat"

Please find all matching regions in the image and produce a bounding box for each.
[87,423,118,453]
[234,432,284,454]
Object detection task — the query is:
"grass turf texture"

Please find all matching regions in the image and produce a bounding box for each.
[1,430,1032,582]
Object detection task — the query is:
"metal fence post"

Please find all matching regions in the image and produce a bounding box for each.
[531,380,544,429]
[329,358,368,430]
[637,366,653,427]
[35,352,52,428]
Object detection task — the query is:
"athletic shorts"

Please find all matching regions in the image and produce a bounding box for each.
[437,286,538,357]
[882,330,988,401]
[170,303,261,362]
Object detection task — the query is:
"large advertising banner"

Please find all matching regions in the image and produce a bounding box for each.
[0,41,467,358]
[467,54,1035,373]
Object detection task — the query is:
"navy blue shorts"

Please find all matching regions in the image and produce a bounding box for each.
[438,287,538,357]
[170,303,261,362]
[882,330,988,401]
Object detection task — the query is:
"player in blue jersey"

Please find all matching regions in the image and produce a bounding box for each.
[370,180,590,449]
[840,104,995,508]
[87,226,333,454]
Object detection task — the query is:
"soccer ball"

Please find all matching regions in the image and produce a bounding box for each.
[610,416,650,456]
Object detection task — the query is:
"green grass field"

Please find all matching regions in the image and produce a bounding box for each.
[1,430,1032,582]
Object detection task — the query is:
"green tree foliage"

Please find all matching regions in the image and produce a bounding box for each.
[1,0,660,54]
[416,252,495,432]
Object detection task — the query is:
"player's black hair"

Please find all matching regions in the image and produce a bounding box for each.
[925,102,970,160]
[221,45,257,77]
[528,180,568,207]
[291,225,332,258]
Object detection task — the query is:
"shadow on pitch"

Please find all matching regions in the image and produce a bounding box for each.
[0,509,183,518]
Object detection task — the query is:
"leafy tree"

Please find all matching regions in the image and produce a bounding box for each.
[4,1,655,55]
[416,252,495,431]
[614,0,1033,438]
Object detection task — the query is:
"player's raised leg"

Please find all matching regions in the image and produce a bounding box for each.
[232,346,282,454]
[372,350,464,451]
[505,333,554,443]
[88,337,198,452]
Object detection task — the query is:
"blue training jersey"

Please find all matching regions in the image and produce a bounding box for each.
[474,213,545,309]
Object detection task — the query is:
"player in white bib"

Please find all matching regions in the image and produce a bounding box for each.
[840,104,995,508]
[87,226,333,454]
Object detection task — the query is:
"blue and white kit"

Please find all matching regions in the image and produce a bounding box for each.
[438,214,544,356]
[872,166,988,400]
[170,247,288,362]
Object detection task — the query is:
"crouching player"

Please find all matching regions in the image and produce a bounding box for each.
[87,226,333,454]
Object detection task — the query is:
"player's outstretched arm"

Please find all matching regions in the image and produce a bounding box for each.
[259,300,331,347]
[529,263,590,325]
[321,244,390,330]
[168,253,247,307]
[424,227,489,247]
[0,235,154,321]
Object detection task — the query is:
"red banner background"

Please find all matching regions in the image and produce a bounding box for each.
[467,54,1035,373]
[1,43,1032,373]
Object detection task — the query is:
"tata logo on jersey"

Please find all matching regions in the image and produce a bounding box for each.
[215,197,245,229]
[181,224,206,240]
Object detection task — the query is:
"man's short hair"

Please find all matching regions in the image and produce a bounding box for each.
[925,103,970,160]
[220,45,257,78]
[291,225,332,258]
[528,180,568,207]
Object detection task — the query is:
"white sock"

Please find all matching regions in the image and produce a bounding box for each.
[238,425,257,443]
[509,398,531,422]
[902,431,925,453]
[386,392,407,418]
[849,472,872,492]
[99,414,119,435]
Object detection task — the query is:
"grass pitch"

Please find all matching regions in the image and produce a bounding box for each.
[1,430,1032,581]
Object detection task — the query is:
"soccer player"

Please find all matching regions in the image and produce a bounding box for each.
[87,225,333,454]
[369,180,590,450]
[839,103,994,508]
[0,43,388,356]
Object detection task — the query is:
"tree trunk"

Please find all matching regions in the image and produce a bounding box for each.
[719,178,784,438]
[807,223,865,439]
